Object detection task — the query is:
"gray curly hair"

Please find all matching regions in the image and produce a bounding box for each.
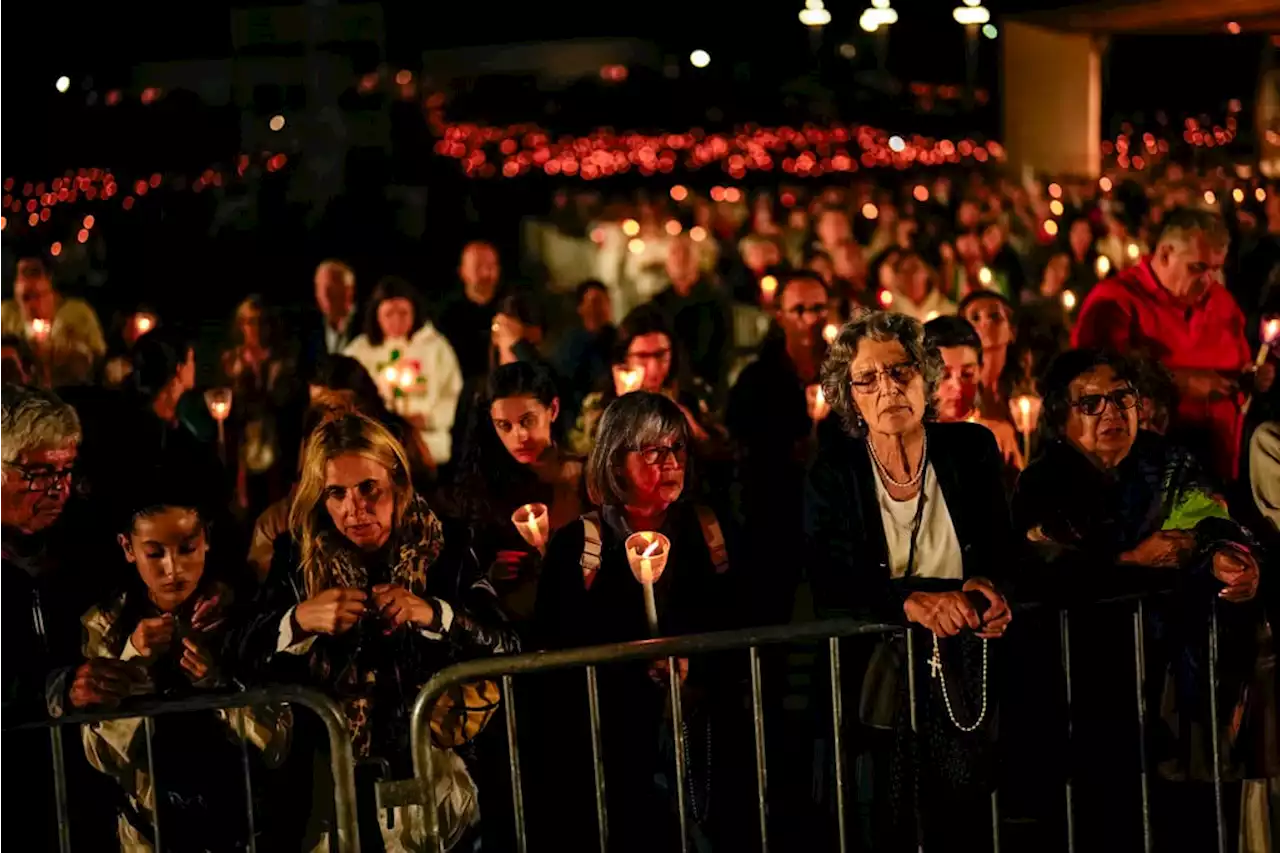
[820,311,942,437]
[1,383,81,467]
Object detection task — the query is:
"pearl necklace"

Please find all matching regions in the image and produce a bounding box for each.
[868,431,928,489]
[929,633,989,732]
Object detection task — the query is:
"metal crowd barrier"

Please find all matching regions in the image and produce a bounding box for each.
[5,685,361,853]
[410,592,1233,853]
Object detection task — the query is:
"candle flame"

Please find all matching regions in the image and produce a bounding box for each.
[382,366,399,384]
[135,314,154,334]
[816,387,825,405]
[1264,318,1280,344]
[823,323,839,345]
[641,538,661,559]
[30,318,51,338]
[1018,397,1031,416]
[1094,255,1111,278]
[1062,290,1077,311]
[1126,242,1140,260]
[977,266,993,286]
[760,275,778,297]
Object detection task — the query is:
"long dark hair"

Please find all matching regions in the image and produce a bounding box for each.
[602,303,684,402]
[455,361,562,525]
[362,276,427,347]
[129,327,193,404]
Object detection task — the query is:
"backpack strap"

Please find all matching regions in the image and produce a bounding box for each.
[695,505,730,574]
[580,511,603,590]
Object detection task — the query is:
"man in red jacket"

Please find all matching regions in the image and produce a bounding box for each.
[1073,208,1266,479]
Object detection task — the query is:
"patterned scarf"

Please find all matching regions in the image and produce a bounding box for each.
[304,494,445,757]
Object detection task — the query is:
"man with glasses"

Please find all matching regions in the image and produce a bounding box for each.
[3,384,145,850]
[1073,208,1267,479]
[727,272,832,624]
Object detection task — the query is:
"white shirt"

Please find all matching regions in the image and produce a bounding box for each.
[873,462,964,580]
[324,313,355,354]
[345,322,463,464]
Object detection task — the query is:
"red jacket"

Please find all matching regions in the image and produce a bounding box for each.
[1072,259,1251,479]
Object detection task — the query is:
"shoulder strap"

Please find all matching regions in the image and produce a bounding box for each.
[695,505,730,574]
[580,511,603,590]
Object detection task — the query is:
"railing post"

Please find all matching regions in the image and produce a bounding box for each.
[669,655,691,853]
[234,710,259,853]
[502,675,528,853]
[749,646,769,853]
[1207,601,1226,853]
[1133,601,1152,853]
[49,727,72,853]
[585,665,609,853]
[1058,609,1075,853]
[144,717,163,851]
[829,636,848,853]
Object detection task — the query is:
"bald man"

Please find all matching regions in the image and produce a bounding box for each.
[437,241,505,379]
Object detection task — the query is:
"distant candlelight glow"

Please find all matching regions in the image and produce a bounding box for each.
[760,275,779,299]
[1062,290,1077,311]
[627,238,645,254]
[1094,256,1111,278]
[621,218,640,236]
[1126,242,1141,260]
[1043,220,1059,237]
[823,323,839,345]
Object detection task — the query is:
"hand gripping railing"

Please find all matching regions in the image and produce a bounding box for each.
[4,685,362,853]
[410,593,1233,853]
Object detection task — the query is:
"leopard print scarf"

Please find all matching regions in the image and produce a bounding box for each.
[304,494,445,757]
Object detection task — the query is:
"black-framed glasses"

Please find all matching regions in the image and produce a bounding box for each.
[632,442,687,466]
[1070,388,1139,416]
[850,362,919,393]
[8,464,76,493]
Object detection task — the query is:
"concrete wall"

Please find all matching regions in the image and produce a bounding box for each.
[1002,21,1102,178]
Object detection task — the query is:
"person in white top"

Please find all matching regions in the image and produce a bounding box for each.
[344,277,463,464]
[886,250,957,323]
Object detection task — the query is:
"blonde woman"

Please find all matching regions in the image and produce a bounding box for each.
[234,410,517,850]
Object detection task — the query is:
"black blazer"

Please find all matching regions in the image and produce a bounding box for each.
[804,421,1016,622]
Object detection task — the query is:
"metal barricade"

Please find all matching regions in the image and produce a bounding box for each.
[4,685,362,853]
[408,590,1236,853]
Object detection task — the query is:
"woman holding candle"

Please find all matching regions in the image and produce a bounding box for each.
[804,310,1013,852]
[534,391,745,851]
[449,361,585,623]
[959,290,1025,425]
[345,276,463,466]
[1012,348,1270,852]
[569,303,717,456]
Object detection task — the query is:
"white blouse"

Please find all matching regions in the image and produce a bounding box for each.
[873,462,964,580]
[344,322,463,464]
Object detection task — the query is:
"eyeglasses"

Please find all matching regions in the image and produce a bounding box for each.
[850,362,920,393]
[1070,388,1139,416]
[632,442,687,466]
[8,464,76,493]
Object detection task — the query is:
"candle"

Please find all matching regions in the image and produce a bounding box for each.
[1010,393,1042,464]
[134,313,156,336]
[977,266,993,287]
[823,323,839,345]
[29,318,51,342]
[613,364,646,395]
[624,532,671,636]
[511,502,550,556]
[1126,242,1140,261]
[1257,317,1280,367]
[204,387,234,459]
[1061,290,1077,312]
[1094,255,1111,278]
[806,385,830,422]
[760,274,779,303]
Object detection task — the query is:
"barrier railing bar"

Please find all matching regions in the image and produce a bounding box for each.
[502,675,528,853]
[49,727,72,853]
[669,655,691,853]
[235,710,259,853]
[585,665,609,853]
[1059,610,1076,853]
[9,687,361,853]
[829,637,848,853]
[991,791,1002,853]
[144,717,163,851]
[1133,601,1152,853]
[1208,602,1225,853]
[906,630,922,853]
[748,646,769,853]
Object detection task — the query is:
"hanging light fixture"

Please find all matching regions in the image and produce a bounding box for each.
[859,0,898,32]
[799,0,832,26]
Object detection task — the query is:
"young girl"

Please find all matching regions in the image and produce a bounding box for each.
[80,473,290,852]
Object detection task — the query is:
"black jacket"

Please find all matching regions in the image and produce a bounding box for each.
[804,421,1016,622]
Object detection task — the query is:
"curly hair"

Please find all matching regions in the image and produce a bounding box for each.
[820,311,942,437]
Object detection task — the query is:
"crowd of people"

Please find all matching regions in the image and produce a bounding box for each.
[2,163,1279,853]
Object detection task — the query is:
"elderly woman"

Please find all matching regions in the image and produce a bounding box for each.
[1012,349,1269,852]
[234,410,517,851]
[804,311,1013,852]
[534,391,744,851]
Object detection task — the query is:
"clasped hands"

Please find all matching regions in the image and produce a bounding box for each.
[294,585,435,637]
[903,578,1011,640]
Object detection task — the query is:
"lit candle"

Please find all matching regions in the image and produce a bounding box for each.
[1126,242,1140,261]
[511,502,549,556]
[204,387,234,459]
[1094,255,1111,278]
[613,364,646,395]
[133,313,156,336]
[29,318,51,342]
[977,266,993,287]
[760,274,779,303]
[1010,393,1042,464]
[806,385,830,422]
[1257,317,1280,367]
[625,532,670,636]
[823,323,839,345]
[1061,290,1077,312]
